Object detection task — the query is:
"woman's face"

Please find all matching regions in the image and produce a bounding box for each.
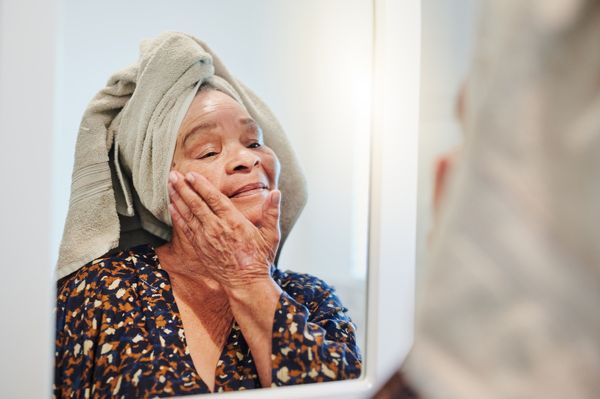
[171,89,280,226]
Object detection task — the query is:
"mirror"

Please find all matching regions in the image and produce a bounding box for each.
[51,0,371,395]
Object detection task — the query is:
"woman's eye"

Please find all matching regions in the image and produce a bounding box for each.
[198,151,218,159]
[248,142,262,149]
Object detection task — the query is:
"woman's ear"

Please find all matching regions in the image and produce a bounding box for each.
[433,148,460,219]
[433,154,450,216]
[428,149,460,245]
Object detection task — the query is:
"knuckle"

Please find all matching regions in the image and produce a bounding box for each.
[206,193,220,205]
[186,217,199,231]
[228,219,242,231]
[215,221,228,235]
[189,202,204,216]
[272,229,281,241]
[181,209,193,222]
[173,217,183,229]
[183,226,193,240]
[208,230,221,241]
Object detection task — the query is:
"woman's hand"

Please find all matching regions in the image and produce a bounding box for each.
[168,170,283,387]
[167,170,281,290]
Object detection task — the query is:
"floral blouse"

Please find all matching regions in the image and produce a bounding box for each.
[53,244,362,398]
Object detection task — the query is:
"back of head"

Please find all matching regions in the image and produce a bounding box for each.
[406,1,600,398]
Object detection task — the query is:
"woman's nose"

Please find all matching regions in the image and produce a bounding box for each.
[226,148,261,174]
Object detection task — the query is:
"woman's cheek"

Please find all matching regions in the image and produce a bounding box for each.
[178,159,204,175]
[189,162,224,190]
[262,150,280,187]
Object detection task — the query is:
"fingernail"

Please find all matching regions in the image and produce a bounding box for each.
[167,183,175,196]
[272,190,281,206]
[186,172,195,183]
[169,171,178,183]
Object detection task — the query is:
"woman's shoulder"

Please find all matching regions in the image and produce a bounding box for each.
[272,267,342,308]
[272,267,332,289]
[56,244,157,298]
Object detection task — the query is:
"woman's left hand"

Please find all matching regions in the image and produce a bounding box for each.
[167,170,281,290]
[168,170,284,388]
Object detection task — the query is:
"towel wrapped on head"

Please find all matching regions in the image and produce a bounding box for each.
[57,32,307,280]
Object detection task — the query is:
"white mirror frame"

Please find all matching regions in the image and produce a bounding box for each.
[0,0,420,397]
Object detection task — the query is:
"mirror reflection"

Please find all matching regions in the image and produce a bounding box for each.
[52,1,371,396]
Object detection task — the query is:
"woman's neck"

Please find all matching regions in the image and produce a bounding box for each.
[155,240,233,337]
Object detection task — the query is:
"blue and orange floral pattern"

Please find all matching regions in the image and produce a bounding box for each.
[54,244,361,398]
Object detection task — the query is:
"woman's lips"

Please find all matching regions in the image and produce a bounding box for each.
[229,183,269,198]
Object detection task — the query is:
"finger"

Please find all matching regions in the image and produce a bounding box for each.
[169,180,206,245]
[170,170,215,223]
[185,172,237,218]
[259,190,281,243]
[169,203,198,245]
[168,180,194,225]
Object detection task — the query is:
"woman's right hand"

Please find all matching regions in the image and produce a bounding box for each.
[167,170,281,290]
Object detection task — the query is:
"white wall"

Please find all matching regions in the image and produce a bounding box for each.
[0,0,56,397]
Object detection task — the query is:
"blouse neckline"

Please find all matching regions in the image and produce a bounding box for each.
[134,244,252,392]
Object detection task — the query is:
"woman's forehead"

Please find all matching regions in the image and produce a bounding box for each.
[178,95,261,149]
[179,90,256,136]
[190,89,246,114]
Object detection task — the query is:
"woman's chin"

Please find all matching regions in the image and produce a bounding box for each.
[231,193,269,226]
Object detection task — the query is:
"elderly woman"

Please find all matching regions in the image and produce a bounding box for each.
[54,33,361,398]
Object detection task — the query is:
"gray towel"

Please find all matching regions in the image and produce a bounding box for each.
[56,32,307,280]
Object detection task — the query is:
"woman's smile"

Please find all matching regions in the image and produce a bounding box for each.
[229,182,269,199]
